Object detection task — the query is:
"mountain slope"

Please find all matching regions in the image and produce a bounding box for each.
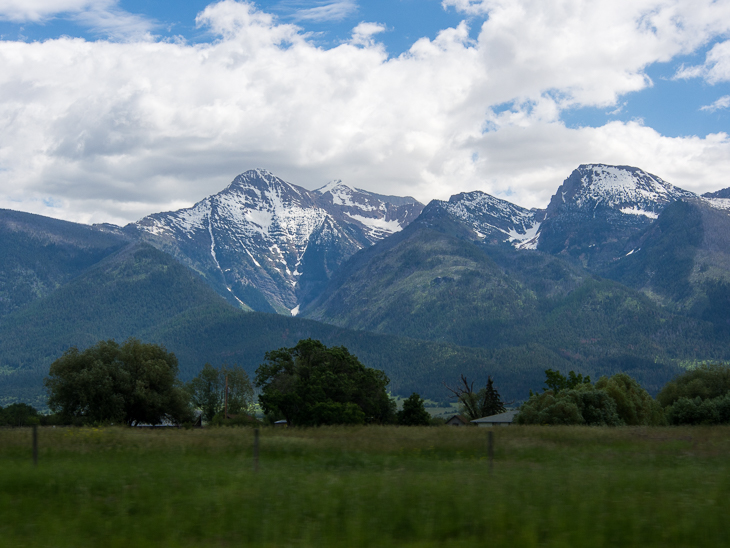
[418,190,542,248]
[303,187,730,377]
[604,199,730,333]
[128,170,423,314]
[1,238,590,406]
[0,209,129,318]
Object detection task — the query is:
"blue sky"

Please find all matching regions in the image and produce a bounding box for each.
[0,0,729,224]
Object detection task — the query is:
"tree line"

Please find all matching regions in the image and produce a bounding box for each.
[34,338,436,427]
[514,365,730,426]
[4,337,730,427]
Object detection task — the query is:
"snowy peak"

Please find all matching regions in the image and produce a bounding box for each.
[315,179,424,243]
[702,187,730,211]
[429,190,542,249]
[546,164,697,219]
[223,169,317,208]
[316,180,361,207]
[537,164,700,267]
[130,170,424,313]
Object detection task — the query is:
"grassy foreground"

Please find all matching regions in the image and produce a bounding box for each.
[1,425,729,547]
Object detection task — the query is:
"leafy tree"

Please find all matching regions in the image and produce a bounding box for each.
[665,394,730,425]
[223,364,255,416]
[658,364,730,424]
[657,364,730,408]
[186,363,254,422]
[0,403,39,426]
[255,339,395,426]
[594,373,665,425]
[542,369,591,394]
[186,363,222,422]
[397,393,431,426]
[45,338,192,426]
[516,385,623,426]
[444,375,506,420]
[518,372,664,426]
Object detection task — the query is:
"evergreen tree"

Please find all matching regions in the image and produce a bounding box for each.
[445,375,507,420]
[397,393,431,426]
[481,376,506,417]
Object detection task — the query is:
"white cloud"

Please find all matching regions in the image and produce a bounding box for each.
[675,40,730,83]
[350,22,386,47]
[0,0,103,22]
[701,95,730,111]
[291,1,357,22]
[1,0,730,225]
[0,0,154,40]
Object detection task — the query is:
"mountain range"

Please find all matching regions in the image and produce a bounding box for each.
[2,163,729,407]
[126,169,422,314]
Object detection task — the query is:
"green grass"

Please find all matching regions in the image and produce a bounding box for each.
[1,425,729,547]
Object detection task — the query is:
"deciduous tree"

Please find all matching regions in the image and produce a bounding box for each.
[186,363,254,421]
[255,339,395,426]
[444,375,506,420]
[45,338,191,425]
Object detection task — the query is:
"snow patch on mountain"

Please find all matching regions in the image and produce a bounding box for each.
[509,223,541,249]
[345,213,402,234]
[552,164,697,216]
[435,191,542,249]
[619,207,659,219]
[131,169,423,312]
[705,197,730,211]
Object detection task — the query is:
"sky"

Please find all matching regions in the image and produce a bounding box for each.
[0,0,729,225]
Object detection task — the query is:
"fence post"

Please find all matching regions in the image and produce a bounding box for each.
[32,424,38,467]
[488,430,493,473]
[253,428,260,473]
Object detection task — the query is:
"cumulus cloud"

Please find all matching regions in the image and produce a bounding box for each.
[1,0,730,225]
[349,22,386,47]
[675,40,730,83]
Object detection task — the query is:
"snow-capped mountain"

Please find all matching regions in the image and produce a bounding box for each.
[545,164,697,219]
[426,191,543,249]
[316,180,422,242]
[702,187,730,211]
[128,169,423,313]
[537,164,700,266]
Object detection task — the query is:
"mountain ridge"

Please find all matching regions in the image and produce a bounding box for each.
[127,169,424,313]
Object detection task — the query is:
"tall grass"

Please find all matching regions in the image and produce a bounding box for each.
[1,425,729,547]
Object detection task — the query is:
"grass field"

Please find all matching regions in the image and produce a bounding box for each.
[1,425,729,547]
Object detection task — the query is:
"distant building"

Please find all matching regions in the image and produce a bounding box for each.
[445,414,471,426]
[471,410,518,427]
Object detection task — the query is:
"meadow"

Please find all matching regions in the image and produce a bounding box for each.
[1,425,729,547]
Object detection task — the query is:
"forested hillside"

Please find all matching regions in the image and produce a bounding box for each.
[303,201,730,381]
[0,209,128,318]
[0,240,608,406]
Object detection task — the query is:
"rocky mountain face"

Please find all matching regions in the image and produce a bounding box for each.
[127,169,423,314]
[420,191,543,249]
[536,164,698,268]
[302,163,730,376]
